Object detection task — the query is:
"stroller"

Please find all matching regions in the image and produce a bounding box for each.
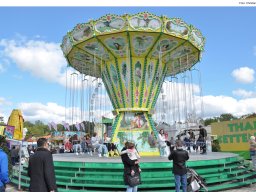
[187,168,208,192]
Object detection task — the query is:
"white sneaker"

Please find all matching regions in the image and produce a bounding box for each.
[98,154,102,157]
[76,152,79,155]
[87,152,90,155]
[90,151,93,156]
[104,154,108,158]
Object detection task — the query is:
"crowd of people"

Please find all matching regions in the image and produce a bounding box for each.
[120,125,210,192]
[1,125,256,192]
[62,132,119,157]
[152,125,210,158]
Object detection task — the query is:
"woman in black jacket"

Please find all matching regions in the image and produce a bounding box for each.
[121,142,140,192]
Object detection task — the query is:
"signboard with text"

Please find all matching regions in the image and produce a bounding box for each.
[211,117,256,159]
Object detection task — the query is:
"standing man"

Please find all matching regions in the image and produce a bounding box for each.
[199,125,207,154]
[0,136,10,192]
[168,140,189,192]
[249,136,256,171]
[28,138,57,192]
[10,146,17,166]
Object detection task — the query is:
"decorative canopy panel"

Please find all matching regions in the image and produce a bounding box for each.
[61,12,205,78]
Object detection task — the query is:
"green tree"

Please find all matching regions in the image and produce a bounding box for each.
[219,113,237,121]
[24,121,35,139]
[244,113,256,119]
[0,116,5,125]
[212,139,221,152]
[25,120,50,138]
[24,121,34,128]
[57,124,65,131]
[204,117,218,126]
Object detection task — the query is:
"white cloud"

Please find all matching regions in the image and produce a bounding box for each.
[199,95,256,118]
[0,97,12,123]
[0,97,12,107]
[3,92,255,125]
[19,94,112,124]
[19,102,69,123]
[231,67,255,84]
[232,89,256,98]
[0,57,10,73]
[154,84,256,124]
[0,37,76,87]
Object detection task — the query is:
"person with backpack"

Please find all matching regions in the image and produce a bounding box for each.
[121,142,141,192]
[199,125,207,154]
[168,140,189,192]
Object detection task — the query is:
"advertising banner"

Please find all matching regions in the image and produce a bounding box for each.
[5,125,15,139]
[211,117,256,159]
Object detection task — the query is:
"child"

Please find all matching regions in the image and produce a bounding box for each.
[121,142,141,176]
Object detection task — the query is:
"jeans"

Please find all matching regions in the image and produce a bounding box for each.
[94,144,108,154]
[174,174,187,192]
[252,155,256,169]
[11,157,16,166]
[0,185,5,192]
[159,147,166,156]
[126,185,138,192]
[73,144,81,153]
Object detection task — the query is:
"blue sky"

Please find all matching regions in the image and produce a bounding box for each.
[0,7,256,123]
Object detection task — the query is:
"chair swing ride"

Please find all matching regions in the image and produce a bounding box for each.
[61,12,205,156]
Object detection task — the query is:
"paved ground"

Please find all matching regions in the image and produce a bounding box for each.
[6,184,22,192]
[6,183,256,192]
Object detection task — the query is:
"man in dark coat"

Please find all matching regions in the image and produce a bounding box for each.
[199,125,207,154]
[168,140,189,192]
[28,138,57,192]
[121,142,140,192]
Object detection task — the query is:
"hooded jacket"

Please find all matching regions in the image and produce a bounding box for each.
[0,149,9,187]
[168,147,189,175]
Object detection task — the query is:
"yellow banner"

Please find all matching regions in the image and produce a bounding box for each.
[0,126,5,135]
[211,117,256,152]
[7,109,24,140]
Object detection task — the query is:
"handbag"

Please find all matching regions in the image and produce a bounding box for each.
[189,179,200,191]
[127,174,141,187]
[159,141,167,148]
